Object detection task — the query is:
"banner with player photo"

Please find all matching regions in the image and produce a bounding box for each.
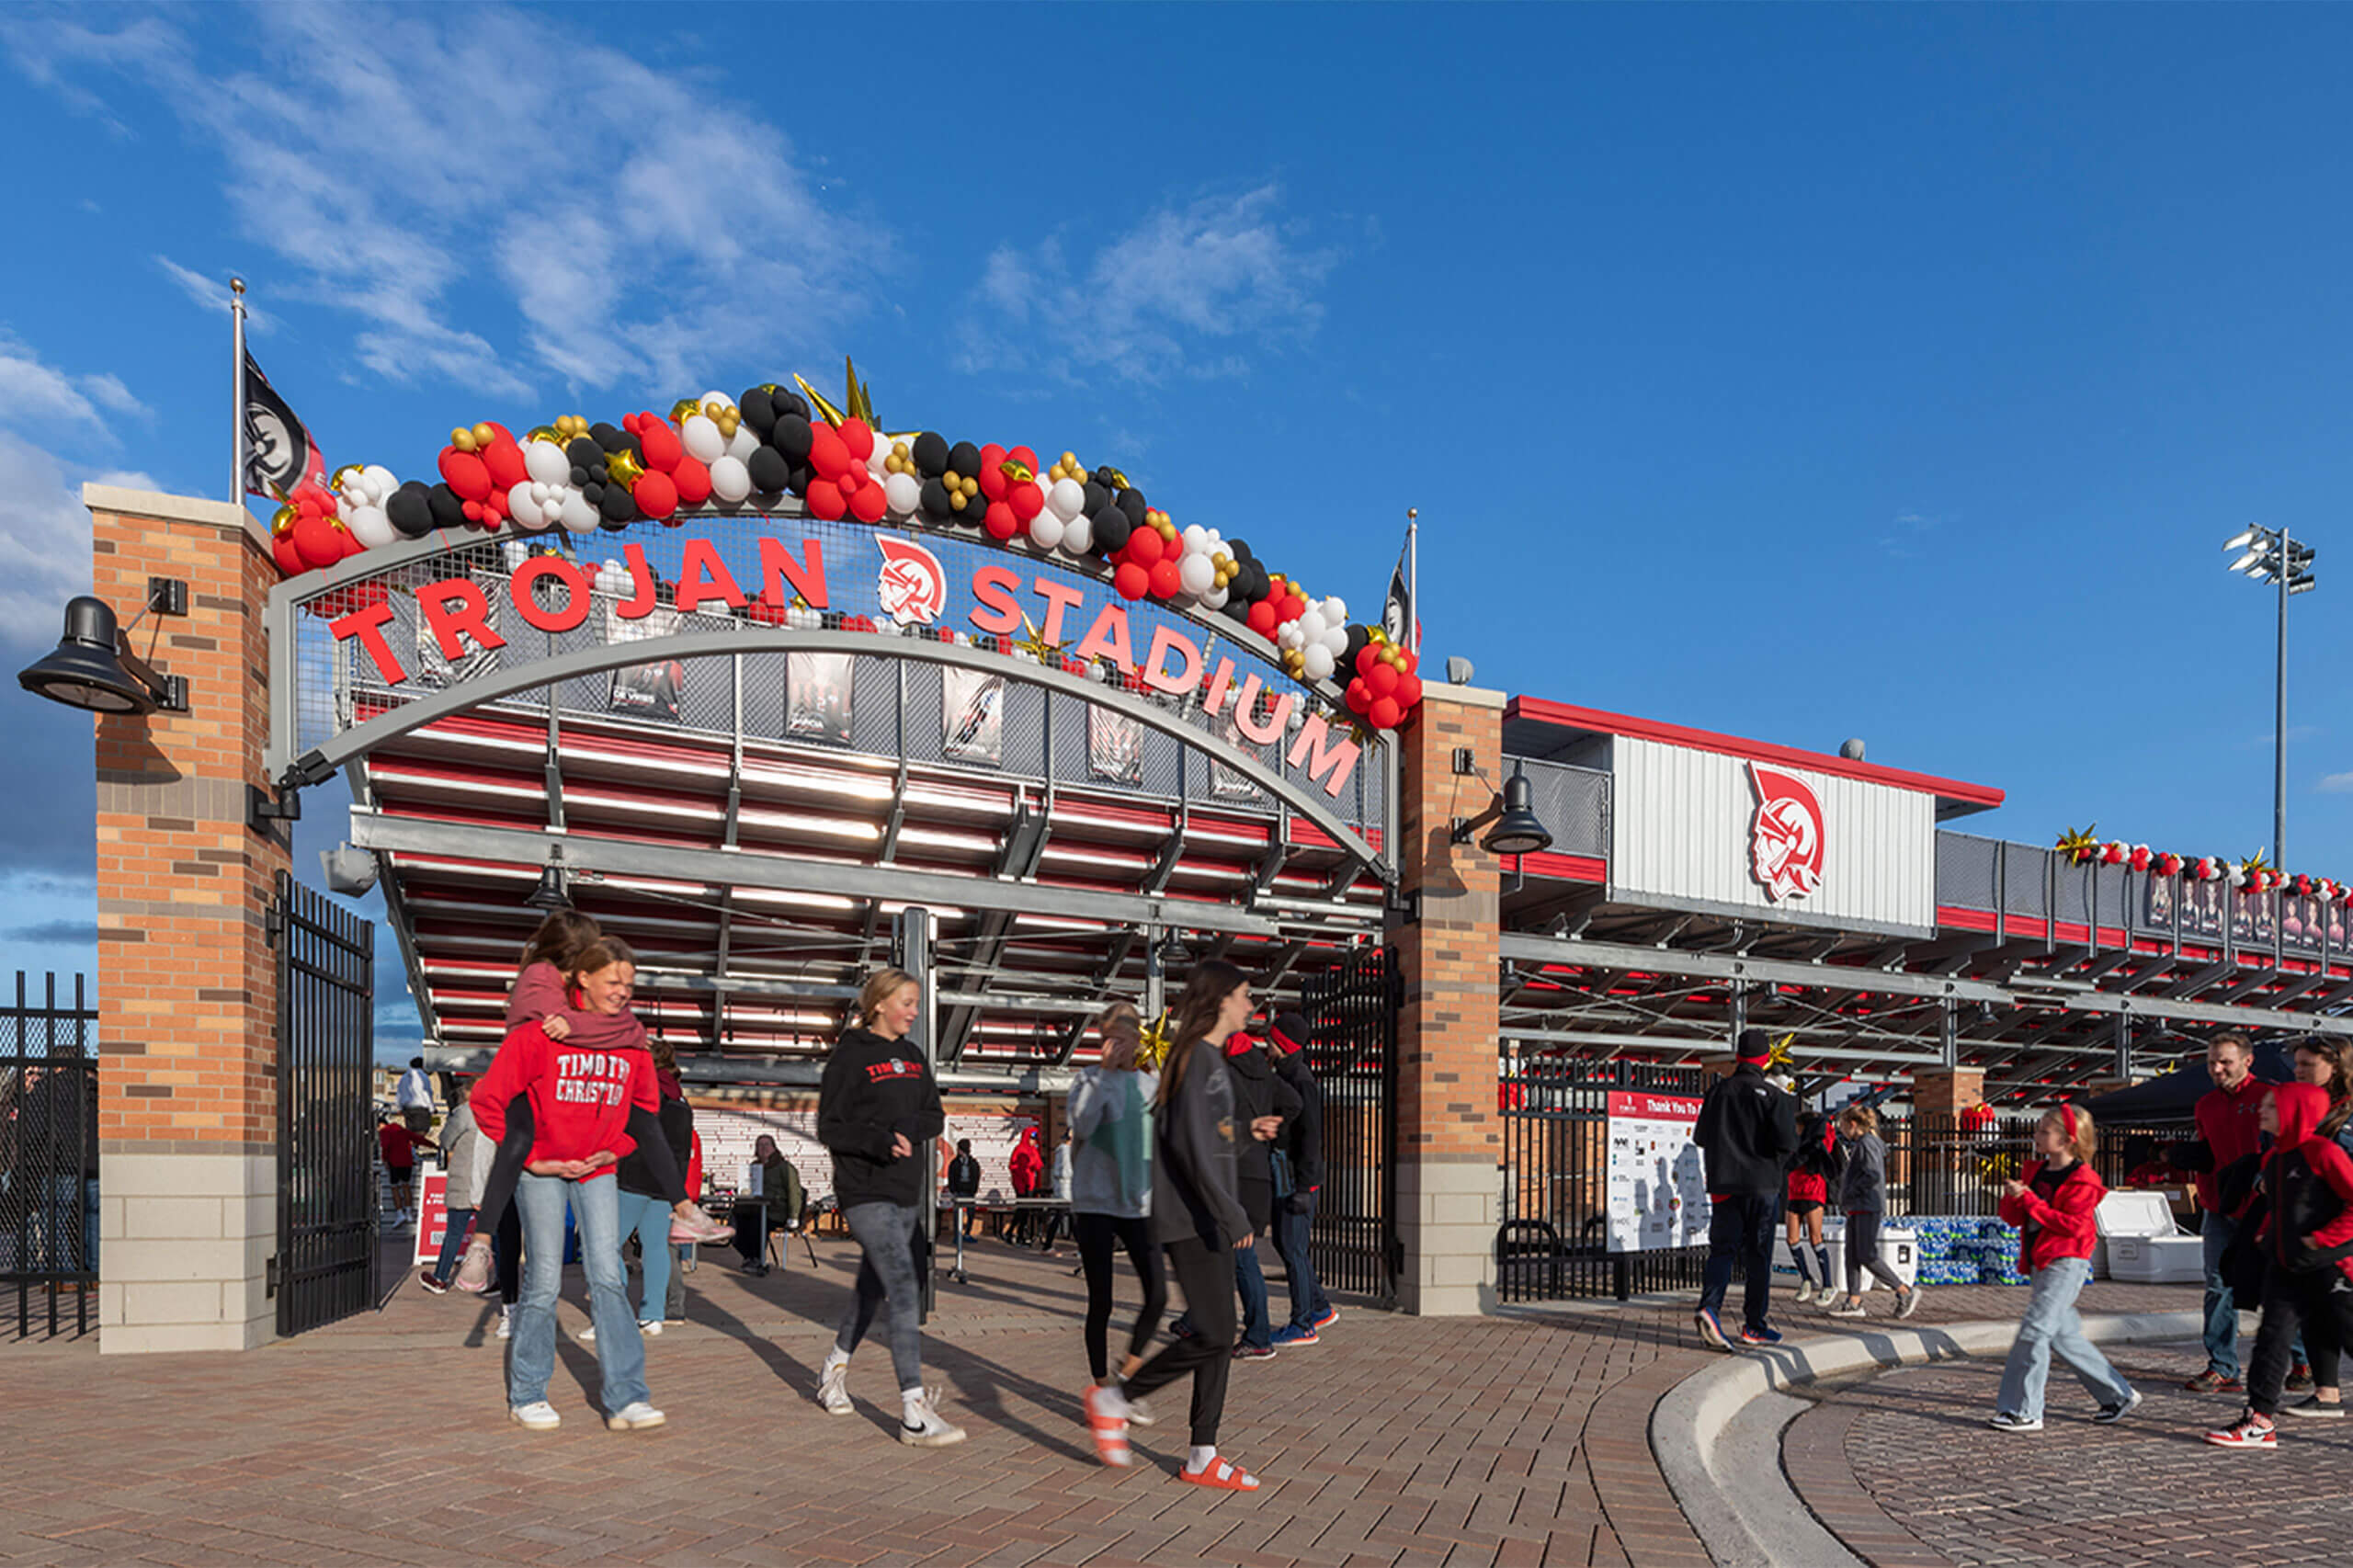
[942,665,1005,765]
[607,603,685,722]
[1088,703,1144,787]
[786,651,855,744]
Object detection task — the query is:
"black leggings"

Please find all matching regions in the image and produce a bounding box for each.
[1075,1211,1167,1381]
[493,1201,522,1306]
[2251,1260,2353,1415]
[1122,1236,1236,1448]
[1845,1211,1905,1296]
[473,1100,686,1236]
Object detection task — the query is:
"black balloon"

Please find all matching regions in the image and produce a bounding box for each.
[590,421,630,452]
[1092,508,1133,554]
[426,483,469,532]
[1092,465,1122,491]
[773,415,813,463]
[776,390,811,422]
[738,387,779,437]
[597,485,637,524]
[947,441,982,479]
[581,482,605,506]
[1227,537,1256,563]
[1343,623,1370,668]
[788,462,813,495]
[1115,488,1147,526]
[919,478,953,520]
[746,446,791,494]
[912,432,949,478]
[567,436,605,473]
[1081,480,1111,517]
[386,481,435,539]
[1222,596,1252,624]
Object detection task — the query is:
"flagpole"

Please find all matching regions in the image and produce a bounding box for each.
[230,277,247,505]
[1405,507,1418,657]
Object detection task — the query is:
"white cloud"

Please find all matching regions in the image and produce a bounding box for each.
[0,431,95,649]
[0,334,152,428]
[81,373,146,417]
[154,256,275,335]
[959,185,1337,383]
[9,7,889,402]
[2319,771,2353,794]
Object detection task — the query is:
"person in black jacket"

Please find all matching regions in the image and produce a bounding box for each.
[1691,1029,1800,1350]
[947,1138,983,1237]
[1222,1028,1300,1358]
[813,968,961,1448]
[1265,1013,1335,1346]
[1081,960,1265,1492]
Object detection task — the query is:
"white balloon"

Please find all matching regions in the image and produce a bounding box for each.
[1297,608,1328,643]
[1062,514,1093,554]
[596,559,631,595]
[1029,514,1065,551]
[524,439,572,487]
[699,389,732,411]
[561,490,600,534]
[1321,595,1347,625]
[361,464,397,502]
[1047,477,1086,522]
[1321,625,1349,656]
[1179,551,1216,596]
[681,415,725,464]
[1302,642,1336,681]
[1200,584,1229,610]
[1278,622,1304,652]
[505,481,542,530]
[884,472,922,516]
[347,504,396,549]
[1181,524,1210,554]
[709,454,753,504]
[726,424,761,464]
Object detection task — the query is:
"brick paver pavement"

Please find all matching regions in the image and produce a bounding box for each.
[1786,1338,2353,1568]
[1,1242,2222,1568]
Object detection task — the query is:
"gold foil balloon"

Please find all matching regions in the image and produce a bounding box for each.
[604,447,646,488]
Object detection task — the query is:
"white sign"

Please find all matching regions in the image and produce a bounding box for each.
[1604,1091,1710,1254]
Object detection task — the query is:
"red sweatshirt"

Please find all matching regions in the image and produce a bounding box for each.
[2189,1075,2269,1214]
[469,1018,656,1178]
[1998,1157,2104,1272]
[506,960,650,1051]
[2256,1082,2353,1286]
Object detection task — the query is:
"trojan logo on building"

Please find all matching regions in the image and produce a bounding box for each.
[875,535,947,625]
[1747,761,1824,903]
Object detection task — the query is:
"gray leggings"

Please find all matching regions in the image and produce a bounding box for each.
[1845,1210,1906,1295]
[836,1200,926,1392]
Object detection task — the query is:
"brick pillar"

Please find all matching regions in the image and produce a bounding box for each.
[1393,684,1507,1314]
[1912,1067,1985,1119]
[86,485,289,1353]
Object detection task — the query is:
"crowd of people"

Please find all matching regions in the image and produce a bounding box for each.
[395,913,1334,1488]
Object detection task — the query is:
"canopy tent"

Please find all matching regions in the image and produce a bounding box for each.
[2078,1040,2295,1121]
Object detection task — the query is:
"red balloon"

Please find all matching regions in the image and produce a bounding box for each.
[805,478,847,520]
[1007,480,1044,523]
[338,523,369,558]
[1148,559,1182,598]
[483,435,527,491]
[837,418,875,462]
[983,500,1018,540]
[271,535,305,576]
[636,416,682,472]
[438,448,492,503]
[1367,661,1400,697]
[1395,646,1419,676]
[808,425,853,483]
[1369,696,1402,731]
[633,471,678,520]
[1246,600,1278,636]
[1394,673,1423,709]
[671,453,712,506]
[1008,444,1039,474]
[1125,527,1164,567]
[1356,645,1381,677]
[1279,593,1307,624]
[978,443,1008,501]
[1345,677,1371,714]
[291,512,346,571]
[849,479,888,524]
[1114,562,1149,600]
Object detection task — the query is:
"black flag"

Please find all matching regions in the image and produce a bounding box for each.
[242,350,324,500]
[1383,549,1413,650]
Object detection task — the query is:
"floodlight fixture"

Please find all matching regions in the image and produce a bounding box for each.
[17,588,190,715]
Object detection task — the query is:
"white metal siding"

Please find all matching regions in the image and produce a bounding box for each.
[1609,737,1935,929]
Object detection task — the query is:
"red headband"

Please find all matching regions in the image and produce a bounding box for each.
[2060,1104,2077,1139]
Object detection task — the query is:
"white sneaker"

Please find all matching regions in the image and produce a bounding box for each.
[1826,1301,1866,1319]
[576,1324,597,1342]
[510,1401,561,1431]
[496,1305,513,1340]
[606,1401,666,1432]
[899,1392,967,1448]
[1791,1282,1817,1306]
[817,1361,853,1415]
[1126,1395,1158,1427]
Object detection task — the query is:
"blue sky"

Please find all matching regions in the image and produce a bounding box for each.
[3,5,2349,1059]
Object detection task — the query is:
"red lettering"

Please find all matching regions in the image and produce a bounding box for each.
[416,576,507,665]
[676,538,747,614]
[758,535,828,609]
[1073,604,1134,673]
[1232,675,1291,744]
[969,565,1023,635]
[1286,713,1361,799]
[510,555,593,634]
[1142,625,1203,697]
[1034,578,1086,646]
[1202,656,1235,717]
[329,599,405,686]
[620,546,659,620]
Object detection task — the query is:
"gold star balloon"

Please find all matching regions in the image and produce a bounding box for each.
[1012,613,1065,665]
[1137,1009,1176,1072]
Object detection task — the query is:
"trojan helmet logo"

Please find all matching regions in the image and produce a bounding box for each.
[1747,761,1824,903]
[875,536,947,626]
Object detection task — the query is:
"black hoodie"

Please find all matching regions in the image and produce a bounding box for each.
[1223,1037,1302,1232]
[817,1027,946,1210]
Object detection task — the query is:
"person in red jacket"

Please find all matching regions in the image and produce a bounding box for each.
[1783,1112,1838,1305]
[1986,1106,2138,1433]
[470,937,666,1436]
[2171,1033,2270,1392]
[2205,1082,2353,1449]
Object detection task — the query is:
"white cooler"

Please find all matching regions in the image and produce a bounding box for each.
[1779,1219,1918,1294]
[2096,1190,2204,1285]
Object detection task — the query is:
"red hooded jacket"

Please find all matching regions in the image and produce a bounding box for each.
[1998,1157,2105,1273]
[2256,1081,2353,1285]
[1009,1131,1044,1197]
[470,1018,657,1178]
[2188,1074,2269,1214]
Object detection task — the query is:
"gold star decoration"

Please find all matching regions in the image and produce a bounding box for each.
[1137,1009,1176,1072]
[1766,1033,1795,1072]
[2055,823,2100,865]
[1973,1151,2021,1187]
[1012,613,1065,665]
[605,447,646,488]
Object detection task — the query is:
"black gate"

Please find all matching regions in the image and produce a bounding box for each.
[272,872,379,1336]
[2,972,98,1338]
[1299,944,1399,1308]
[1497,1053,1708,1301]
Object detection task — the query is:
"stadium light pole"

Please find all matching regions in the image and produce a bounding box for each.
[2222,524,2316,865]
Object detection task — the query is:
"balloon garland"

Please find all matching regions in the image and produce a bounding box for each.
[266,360,1427,733]
[2055,826,2346,904]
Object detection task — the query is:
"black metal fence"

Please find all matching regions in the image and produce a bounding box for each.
[274,874,379,1336]
[1879,1114,2198,1218]
[2,972,98,1338]
[1300,945,1399,1308]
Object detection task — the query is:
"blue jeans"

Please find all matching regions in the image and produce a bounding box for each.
[2201,1211,2243,1378]
[837,1200,926,1391]
[615,1189,670,1324]
[1699,1194,1777,1333]
[1995,1257,2131,1421]
[510,1173,648,1415]
[1270,1199,1329,1331]
[431,1207,476,1284]
[1235,1236,1272,1349]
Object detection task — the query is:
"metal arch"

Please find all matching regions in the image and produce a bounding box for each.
[277,626,1390,879]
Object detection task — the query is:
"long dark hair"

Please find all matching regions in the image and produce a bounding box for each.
[519,911,601,974]
[2297,1037,2353,1136]
[1155,960,1248,1108]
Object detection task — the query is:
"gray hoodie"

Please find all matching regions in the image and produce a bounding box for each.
[442,1103,492,1210]
[1152,1040,1248,1248]
[1066,1066,1158,1218]
[1836,1131,1887,1214]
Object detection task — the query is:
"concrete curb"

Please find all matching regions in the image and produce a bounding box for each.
[1649,1308,2219,1568]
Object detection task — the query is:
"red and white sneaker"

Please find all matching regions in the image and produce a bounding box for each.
[2203,1414,2279,1449]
